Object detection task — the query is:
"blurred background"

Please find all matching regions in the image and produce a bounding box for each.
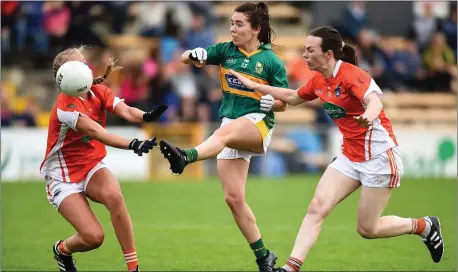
[1,1,456,180]
[1,2,457,271]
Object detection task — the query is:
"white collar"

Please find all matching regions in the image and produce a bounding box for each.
[333,60,343,78]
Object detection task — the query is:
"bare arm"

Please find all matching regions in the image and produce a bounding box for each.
[230,69,305,106]
[258,84,304,106]
[354,92,384,128]
[362,92,383,122]
[75,115,131,149]
[273,100,287,112]
[113,102,145,123]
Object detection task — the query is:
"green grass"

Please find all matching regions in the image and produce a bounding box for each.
[1,176,456,271]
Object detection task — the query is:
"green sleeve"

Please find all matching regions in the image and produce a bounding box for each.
[205,42,230,66]
[268,58,289,88]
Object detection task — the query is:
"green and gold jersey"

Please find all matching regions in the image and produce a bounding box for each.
[205,42,288,130]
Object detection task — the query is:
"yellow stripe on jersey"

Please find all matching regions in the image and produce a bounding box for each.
[255,119,269,140]
[238,47,262,58]
[219,66,269,100]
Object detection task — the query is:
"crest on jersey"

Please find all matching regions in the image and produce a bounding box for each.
[255,62,264,74]
[67,103,76,108]
[335,85,341,98]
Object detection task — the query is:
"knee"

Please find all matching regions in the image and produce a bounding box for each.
[213,128,234,145]
[82,229,105,249]
[102,191,125,211]
[224,190,245,212]
[307,195,331,220]
[357,224,377,239]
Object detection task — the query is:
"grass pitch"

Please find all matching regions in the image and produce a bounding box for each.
[2,176,456,271]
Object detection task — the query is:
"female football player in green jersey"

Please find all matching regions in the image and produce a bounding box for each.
[159,2,288,271]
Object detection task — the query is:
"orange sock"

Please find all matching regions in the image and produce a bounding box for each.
[412,218,427,235]
[283,257,303,272]
[58,240,72,256]
[123,249,138,271]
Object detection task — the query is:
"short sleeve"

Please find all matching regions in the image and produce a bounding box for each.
[297,79,317,101]
[205,42,229,65]
[345,66,382,102]
[56,99,87,131]
[268,58,289,88]
[97,85,124,113]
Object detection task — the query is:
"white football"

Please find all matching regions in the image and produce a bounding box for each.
[56,61,93,97]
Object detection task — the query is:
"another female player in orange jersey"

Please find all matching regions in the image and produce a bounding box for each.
[40,47,167,272]
[230,26,444,271]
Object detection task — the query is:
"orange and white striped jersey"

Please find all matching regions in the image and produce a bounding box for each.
[40,84,124,182]
[297,60,397,162]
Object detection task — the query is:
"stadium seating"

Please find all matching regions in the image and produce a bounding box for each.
[214,2,301,20]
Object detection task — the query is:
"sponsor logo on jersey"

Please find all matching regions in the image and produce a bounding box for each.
[255,62,264,74]
[225,74,254,92]
[226,58,236,64]
[323,102,347,119]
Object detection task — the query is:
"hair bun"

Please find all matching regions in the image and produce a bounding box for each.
[255,2,269,13]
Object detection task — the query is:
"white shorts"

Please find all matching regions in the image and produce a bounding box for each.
[217,113,274,163]
[329,147,404,188]
[45,161,107,209]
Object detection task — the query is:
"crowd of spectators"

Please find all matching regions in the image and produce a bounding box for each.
[1,1,456,128]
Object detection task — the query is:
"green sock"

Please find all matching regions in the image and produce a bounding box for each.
[250,238,268,259]
[183,148,198,164]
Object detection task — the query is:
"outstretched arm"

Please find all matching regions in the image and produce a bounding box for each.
[229,69,305,106]
[75,115,156,155]
[114,102,168,123]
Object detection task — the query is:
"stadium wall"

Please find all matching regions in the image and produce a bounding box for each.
[1,127,456,181]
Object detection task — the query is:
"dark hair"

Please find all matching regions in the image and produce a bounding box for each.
[53,46,121,86]
[310,26,358,66]
[234,2,274,45]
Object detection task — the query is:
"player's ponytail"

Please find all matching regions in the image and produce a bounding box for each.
[235,2,275,45]
[310,26,359,66]
[52,46,122,87]
[92,57,122,85]
[341,42,358,66]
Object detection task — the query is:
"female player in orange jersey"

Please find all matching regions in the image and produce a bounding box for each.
[230,26,444,271]
[40,47,167,272]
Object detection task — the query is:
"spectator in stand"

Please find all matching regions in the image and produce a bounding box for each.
[183,12,214,51]
[342,1,368,42]
[138,2,192,37]
[374,38,398,90]
[1,90,37,127]
[160,9,183,65]
[422,32,456,91]
[42,1,70,51]
[183,12,215,76]
[412,2,438,51]
[163,49,198,122]
[438,5,457,58]
[392,39,426,91]
[356,28,385,81]
[1,1,19,54]
[64,1,106,48]
[119,60,148,110]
